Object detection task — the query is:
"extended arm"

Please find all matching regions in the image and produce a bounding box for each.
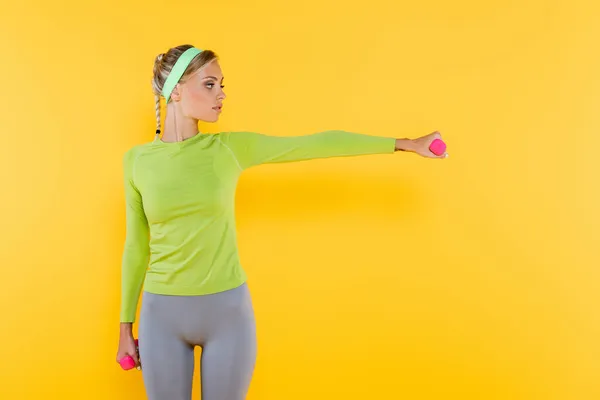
[220,130,397,170]
[219,130,446,170]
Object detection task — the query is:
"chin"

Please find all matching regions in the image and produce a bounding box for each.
[198,110,221,123]
[196,115,219,123]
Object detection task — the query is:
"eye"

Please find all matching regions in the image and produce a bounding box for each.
[205,82,225,89]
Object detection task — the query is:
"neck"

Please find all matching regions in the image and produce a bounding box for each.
[161,103,200,142]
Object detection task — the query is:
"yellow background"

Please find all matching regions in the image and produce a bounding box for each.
[1,0,598,399]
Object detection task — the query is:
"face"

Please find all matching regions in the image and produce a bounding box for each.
[171,59,226,123]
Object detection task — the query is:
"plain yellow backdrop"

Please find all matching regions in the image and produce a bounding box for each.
[1,0,598,399]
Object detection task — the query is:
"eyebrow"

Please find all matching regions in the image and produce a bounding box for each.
[202,76,224,81]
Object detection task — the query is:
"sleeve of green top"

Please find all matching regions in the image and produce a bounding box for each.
[220,130,397,170]
[120,148,150,323]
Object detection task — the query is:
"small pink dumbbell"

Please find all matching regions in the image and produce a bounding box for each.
[429,138,447,156]
[119,339,139,370]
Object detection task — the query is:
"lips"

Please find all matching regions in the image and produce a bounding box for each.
[213,105,222,112]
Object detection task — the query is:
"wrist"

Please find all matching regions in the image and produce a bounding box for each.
[120,322,133,336]
[395,138,415,152]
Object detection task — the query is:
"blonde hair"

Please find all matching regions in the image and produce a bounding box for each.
[151,44,218,136]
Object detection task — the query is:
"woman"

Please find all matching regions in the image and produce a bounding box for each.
[116,44,448,400]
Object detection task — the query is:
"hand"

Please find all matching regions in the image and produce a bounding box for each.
[399,131,449,159]
[116,329,140,370]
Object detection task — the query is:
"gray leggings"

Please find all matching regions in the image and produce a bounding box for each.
[138,282,257,400]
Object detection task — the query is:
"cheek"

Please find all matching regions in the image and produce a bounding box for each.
[189,87,208,103]
[183,88,212,116]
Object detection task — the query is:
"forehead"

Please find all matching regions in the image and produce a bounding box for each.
[193,59,223,79]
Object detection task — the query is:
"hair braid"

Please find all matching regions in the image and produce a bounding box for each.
[154,94,161,141]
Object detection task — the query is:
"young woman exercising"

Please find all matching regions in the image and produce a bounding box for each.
[116,44,448,400]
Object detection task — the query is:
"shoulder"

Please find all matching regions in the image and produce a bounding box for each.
[216,131,265,139]
[123,142,152,168]
[215,131,266,146]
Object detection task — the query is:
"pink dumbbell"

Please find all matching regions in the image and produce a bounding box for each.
[119,339,139,370]
[429,138,447,156]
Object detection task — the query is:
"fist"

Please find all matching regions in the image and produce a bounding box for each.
[116,333,140,370]
[412,131,448,159]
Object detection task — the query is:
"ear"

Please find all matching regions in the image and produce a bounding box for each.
[170,83,182,102]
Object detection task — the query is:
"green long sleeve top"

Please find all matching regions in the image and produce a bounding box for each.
[120,130,396,322]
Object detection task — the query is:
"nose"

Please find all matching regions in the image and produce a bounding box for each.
[218,87,226,101]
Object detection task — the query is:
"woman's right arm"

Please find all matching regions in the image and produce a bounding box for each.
[120,148,150,324]
[117,149,149,367]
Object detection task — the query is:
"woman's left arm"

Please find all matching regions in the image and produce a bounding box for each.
[219,130,447,171]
